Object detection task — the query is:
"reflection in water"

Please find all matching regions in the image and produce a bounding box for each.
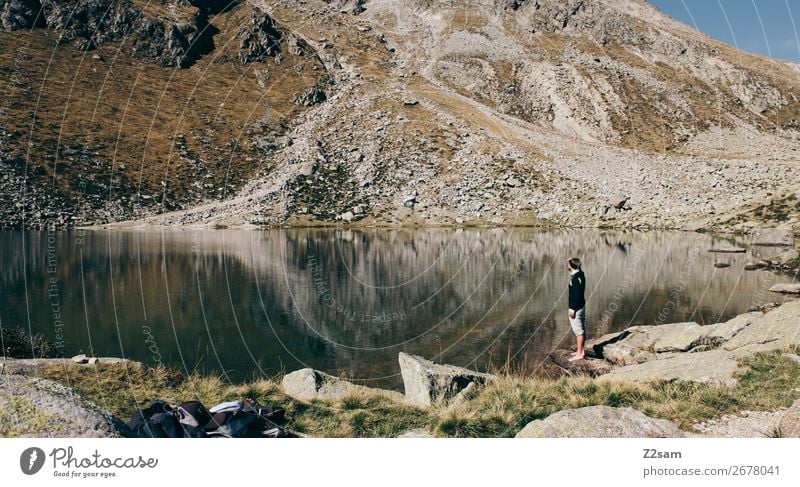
[1,228,795,388]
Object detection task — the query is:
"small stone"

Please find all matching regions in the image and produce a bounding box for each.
[71,354,88,364]
[714,262,731,268]
[708,246,746,253]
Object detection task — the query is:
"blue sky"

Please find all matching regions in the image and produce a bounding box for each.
[648,0,800,61]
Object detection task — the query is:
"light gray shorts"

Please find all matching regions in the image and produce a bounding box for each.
[569,307,586,336]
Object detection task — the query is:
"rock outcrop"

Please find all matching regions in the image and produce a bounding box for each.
[595,322,706,365]
[515,406,685,438]
[0,374,124,437]
[600,300,800,385]
[0,0,43,30]
[0,1,288,68]
[398,353,496,408]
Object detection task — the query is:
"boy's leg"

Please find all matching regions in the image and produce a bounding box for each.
[569,308,586,361]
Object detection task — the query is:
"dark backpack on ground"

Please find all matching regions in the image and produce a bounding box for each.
[128,401,184,438]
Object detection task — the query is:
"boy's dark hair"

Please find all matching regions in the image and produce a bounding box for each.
[568,257,582,270]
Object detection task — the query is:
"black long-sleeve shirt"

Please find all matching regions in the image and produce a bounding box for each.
[568,270,586,311]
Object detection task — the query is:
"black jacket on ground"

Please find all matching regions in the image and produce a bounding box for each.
[568,270,586,311]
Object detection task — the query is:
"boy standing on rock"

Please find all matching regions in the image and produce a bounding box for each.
[568,257,587,362]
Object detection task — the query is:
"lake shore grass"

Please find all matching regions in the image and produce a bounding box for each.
[28,347,800,438]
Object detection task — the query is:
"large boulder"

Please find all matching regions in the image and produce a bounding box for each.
[0,375,124,437]
[280,368,402,402]
[515,406,684,438]
[398,353,496,408]
[750,228,795,247]
[779,399,800,438]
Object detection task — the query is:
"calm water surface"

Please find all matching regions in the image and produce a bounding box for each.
[1,228,795,389]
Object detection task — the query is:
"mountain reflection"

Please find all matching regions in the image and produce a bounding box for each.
[0,228,792,388]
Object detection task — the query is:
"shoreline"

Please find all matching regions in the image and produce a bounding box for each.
[3,300,800,438]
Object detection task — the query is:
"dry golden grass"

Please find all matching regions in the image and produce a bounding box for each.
[26,347,800,437]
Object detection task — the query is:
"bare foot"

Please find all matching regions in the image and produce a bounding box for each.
[568,353,584,362]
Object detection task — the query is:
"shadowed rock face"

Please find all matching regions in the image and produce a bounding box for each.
[0,0,44,30]
[515,405,685,438]
[3,1,282,68]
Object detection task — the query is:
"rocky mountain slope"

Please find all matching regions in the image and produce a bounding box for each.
[2,0,800,231]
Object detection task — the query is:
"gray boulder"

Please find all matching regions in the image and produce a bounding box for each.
[398,353,496,408]
[750,228,794,247]
[779,399,800,438]
[0,375,123,437]
[281,368,402,402]
[769,283,800,295]
[515,406,685,438]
